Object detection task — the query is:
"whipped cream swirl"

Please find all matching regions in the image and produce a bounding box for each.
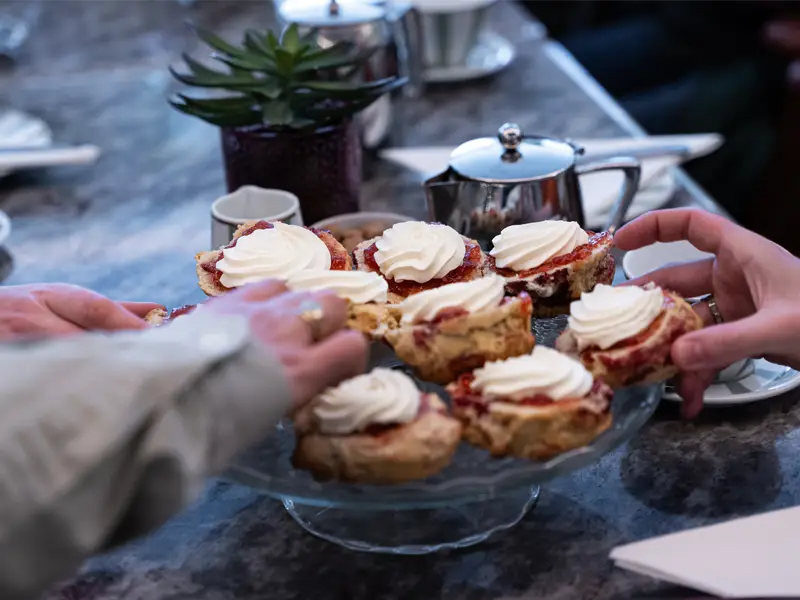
[313,368,421,435]
[568,284,664,350]
[472,346,593,401]
[374,221,465,283]
[399,273,505,324]
[490,221,589,271]
[217,222,331,288]
[287,270,388,304]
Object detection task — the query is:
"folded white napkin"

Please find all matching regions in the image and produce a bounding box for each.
[611,506,800,598]
[380,134,722,228]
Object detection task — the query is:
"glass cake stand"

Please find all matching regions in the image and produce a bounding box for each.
[227,317,661,554]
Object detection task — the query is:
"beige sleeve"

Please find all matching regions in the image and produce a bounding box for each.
[0,314,292,600]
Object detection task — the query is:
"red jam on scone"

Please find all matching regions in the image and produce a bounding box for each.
[486,220,614,317]
[354,221,485,302]
[384,273,535,384]
[197,221,351,295]
[556,283,703,388]
[447,346,613,460]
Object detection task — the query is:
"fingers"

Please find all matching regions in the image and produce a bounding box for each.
[291,330,368,407]
[624,258,714,299]
[44,289,151,332]
[671,311,798,372]
[265,291,348,344]
[2,315,84,340]
[675,370,715,419]
[120,302,166,318]
[614,208,732,254]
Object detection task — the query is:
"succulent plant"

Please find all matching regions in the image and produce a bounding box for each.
[169,23,405,130]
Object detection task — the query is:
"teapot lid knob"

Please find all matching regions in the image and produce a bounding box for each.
[498,123,523,151]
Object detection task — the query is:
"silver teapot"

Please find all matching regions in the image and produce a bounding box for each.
[277,0,424,149]
[424,123,642,243]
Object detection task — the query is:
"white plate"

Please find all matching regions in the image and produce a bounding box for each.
[0,210,10,246]
[0,108,52,177]
[622,240,714,281]
[424,32,515,84]
[664,359,800,405]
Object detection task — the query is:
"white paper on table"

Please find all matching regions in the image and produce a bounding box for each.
[380,134,722,227]
[610,505,800,598]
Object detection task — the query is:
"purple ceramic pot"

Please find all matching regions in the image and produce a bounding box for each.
[220,120,362,225]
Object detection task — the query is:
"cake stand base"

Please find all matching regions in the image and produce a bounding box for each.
[282,485,540,554]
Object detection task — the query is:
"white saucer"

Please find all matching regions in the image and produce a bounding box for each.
[663,359,800,405]
[424,32,515,83]
[0,210,10,246]
[0,108,52,178]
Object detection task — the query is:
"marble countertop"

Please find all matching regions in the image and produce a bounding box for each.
[0,2,797,599]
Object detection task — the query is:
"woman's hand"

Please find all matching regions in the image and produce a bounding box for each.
[204,280,368,409]
[615,208,800,416]
[0,284,162,341]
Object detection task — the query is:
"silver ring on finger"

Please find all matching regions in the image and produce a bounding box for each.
[295,299,325,342]
[700,294,724,325]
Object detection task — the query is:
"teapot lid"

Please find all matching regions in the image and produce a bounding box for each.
[278,0,384,27]
[449,123,579,183]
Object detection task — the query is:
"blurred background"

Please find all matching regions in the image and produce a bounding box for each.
[520,0,800,252]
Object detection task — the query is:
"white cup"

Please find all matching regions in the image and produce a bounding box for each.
[211,186,303,248]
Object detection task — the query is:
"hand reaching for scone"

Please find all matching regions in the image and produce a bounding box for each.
[203,280,368,409]
[615,208,800,416]
[0,283,162,341]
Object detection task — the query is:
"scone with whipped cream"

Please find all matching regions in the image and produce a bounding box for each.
[293,368,462,484]
[285,269,398,338]
[354,221,486,303]
[447,346,613,460]
[555,284,703,388]
[384,274,534,385]
[196,221,351,296]
[486,220,614,317]
[145,304,199,326]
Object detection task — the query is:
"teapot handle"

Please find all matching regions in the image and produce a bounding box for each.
[390,2,425,98]
[575,156,642,232]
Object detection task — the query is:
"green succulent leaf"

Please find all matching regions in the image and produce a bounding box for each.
[191,25,253,61]
[180,53,225,78]
[170,99,261,127]
[262,101,294,126]
[244,30,275,58]
[210,52,267,72]
[280,23,301,55]
[273,47,297,76]
[169,66,263,89]
[175,93,257,113]
[266,30,280,51]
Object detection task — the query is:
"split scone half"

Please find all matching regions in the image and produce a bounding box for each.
[485,220,614,317]
[384,273,535,385]
[195,220,351,296]
[555,283,703,388]
[285,269,400,339]
[144,304,198,326]
[353,221,486,304]
[447,346,613,460]
[293,368,462,484]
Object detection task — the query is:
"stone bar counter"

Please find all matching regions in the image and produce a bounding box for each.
[0,2,796,599]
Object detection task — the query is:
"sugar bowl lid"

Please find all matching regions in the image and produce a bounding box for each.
[278,0,385,27]
[448,123,579,183]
